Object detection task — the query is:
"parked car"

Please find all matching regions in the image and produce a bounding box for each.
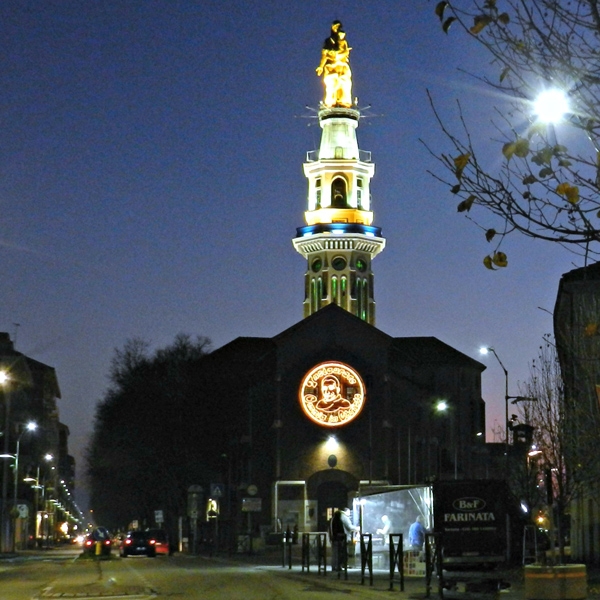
[146,529,170,556]
[119,530,156,557]
[82,527,112,556]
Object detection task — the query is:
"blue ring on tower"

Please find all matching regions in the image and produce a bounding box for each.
[296,223,382,237]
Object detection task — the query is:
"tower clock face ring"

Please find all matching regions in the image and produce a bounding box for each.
[298,361,366,427]
[331,257,347,271]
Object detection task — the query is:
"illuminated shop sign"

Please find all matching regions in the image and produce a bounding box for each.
[299,361,365,427]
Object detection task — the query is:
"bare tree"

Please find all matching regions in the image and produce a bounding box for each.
[425,0,600,268]
[516,337,600,562]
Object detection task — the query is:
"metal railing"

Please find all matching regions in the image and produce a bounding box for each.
[301,532,328,575]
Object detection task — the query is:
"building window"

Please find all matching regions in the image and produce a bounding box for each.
[316,189,321,208]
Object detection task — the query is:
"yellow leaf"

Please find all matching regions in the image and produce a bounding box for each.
[584,323,598,337]
[502,142,516,161]
[499,66,510,82]
[454,153,470,179]
[566,186,580,204]
[498,12,510,25]
[485,228,496,242]
[492,251,508,267]
[514,138,530,158]
[483,255,496,270]
[556,182,580,204]
[470,15,491,34]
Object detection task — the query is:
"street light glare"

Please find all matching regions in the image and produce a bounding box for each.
[479,347,491,355]
[534,89,569,124]
[0,371,8,385]
[436,400,449,412]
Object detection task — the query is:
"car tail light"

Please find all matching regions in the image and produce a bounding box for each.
[104,540,111,546]
[149,539,156,545]
[125,539,132,545]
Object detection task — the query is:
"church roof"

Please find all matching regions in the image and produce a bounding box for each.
[208,304,483,372]
[390,336,485,371]
[272,303,392,346]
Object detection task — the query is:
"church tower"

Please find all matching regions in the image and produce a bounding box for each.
[292,22,385,325]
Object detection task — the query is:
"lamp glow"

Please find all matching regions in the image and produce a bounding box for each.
[533,89,569,124]
[435,400,448,412]
[326,436,339,452]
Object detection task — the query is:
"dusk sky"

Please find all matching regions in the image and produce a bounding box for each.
[1,1,580,509]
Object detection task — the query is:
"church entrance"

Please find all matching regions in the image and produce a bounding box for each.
[317,480,349,532]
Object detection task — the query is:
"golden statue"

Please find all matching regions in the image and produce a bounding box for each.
[316,21,353,108]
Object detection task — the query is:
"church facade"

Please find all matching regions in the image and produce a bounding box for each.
[205,22,487,535]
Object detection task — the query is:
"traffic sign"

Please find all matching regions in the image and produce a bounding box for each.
[210,483,224,498]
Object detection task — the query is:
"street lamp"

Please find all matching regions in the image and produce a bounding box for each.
[24,452,53,548]
[24,469,44,546]
[480,347,537,475]
[13,421,37,500]
[13,421,37,550]
[480,347,510,457]
[533,89,570,124]
[433,399,458,479]
[0,421,37,551]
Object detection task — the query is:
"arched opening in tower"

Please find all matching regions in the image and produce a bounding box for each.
[331,177,348,208]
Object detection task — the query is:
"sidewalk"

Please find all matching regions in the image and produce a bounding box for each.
[202,544,520,597]
[214,545,600,598]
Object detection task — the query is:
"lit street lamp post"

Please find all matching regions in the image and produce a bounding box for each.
[480,347,536,476]
[0,421,37,551]
[12,422,36,550]
[24,467,44,547]
[480,347,510,461]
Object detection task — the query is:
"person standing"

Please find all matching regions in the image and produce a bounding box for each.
[408,515,426,553]
[329,507,358,570]
[376,514,393,544]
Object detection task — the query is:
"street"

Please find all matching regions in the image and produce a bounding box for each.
[6,545,600,599]
[0,546,421,599]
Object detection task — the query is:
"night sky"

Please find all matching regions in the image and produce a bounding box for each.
[1,1,578,510]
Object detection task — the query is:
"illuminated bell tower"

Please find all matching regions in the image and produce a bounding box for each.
[292,22,385,325]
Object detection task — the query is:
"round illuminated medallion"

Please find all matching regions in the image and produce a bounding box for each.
[299,361,366,427]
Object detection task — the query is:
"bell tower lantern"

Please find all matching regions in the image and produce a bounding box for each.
[292,22,386,325]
